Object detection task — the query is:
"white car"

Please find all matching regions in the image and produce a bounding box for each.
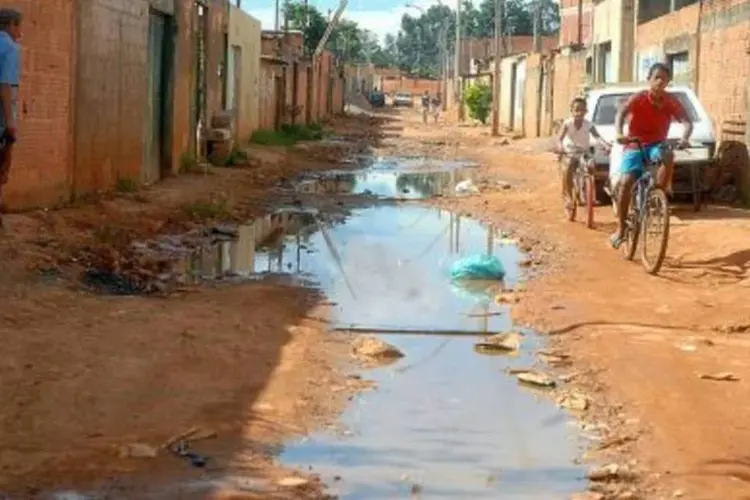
[585,84,715,205]
[392,92,413,107]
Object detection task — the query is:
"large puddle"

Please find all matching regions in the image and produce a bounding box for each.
[253,204,587,498]
[50,158,586,499]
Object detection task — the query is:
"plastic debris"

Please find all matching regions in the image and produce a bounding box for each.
[450,255,505,281]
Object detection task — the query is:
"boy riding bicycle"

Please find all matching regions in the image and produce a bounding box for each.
[610,62,693,249]
[556,97,610,211]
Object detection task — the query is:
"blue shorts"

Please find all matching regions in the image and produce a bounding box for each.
[620,143,664,179]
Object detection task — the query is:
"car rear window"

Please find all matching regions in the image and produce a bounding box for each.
[592,92,700,126]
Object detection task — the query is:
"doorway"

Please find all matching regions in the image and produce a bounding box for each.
[144,9,173,184]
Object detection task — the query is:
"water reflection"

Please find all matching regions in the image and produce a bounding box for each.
[293,168,479,200]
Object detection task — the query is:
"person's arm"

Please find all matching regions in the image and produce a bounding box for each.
[0,46,19,135]
[557,121,568,152]
[672,99,693,145]
[614,95,636,143]
[590,124,611,150]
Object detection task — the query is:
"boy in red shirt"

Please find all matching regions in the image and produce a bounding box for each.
[610,62,693,249]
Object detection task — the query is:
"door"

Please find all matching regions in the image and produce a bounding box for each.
[144,10,166,184]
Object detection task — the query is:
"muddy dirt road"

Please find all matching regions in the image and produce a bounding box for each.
[1,108,749,499]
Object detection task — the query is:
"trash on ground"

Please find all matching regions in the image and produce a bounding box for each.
[699,372,739,382]
[276,476,310,488]
[450,255,505,280]
[474,332,522,354]
[170,441,208,468]
[558,392,589,411]
[118,443,158,459]
[351,336,404,364]
[510,369,557,388]
[454,179,479,194]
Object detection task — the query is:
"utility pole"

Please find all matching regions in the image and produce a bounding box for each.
[532,0,541,52]
[275,0,280,30]
[454,0,461,121]
[491,0,504,136]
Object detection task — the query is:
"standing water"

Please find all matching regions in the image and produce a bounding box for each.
[221,200,588,498]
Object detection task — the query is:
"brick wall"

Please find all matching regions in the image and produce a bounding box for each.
[634,3,699,82]
[559,0,594,46]
[551,50,588,126]
[697,0,750,135]
[381,77,441,96]
[4,0,74,209]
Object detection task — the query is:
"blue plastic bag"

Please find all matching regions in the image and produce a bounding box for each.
[450,255,505,281]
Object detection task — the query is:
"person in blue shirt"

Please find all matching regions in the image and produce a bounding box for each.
[0,8,21,222]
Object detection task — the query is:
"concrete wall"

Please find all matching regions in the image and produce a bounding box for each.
[499,56,515,129]
[171,0,194,173]
[3,0,75,209]
[228,5,261,141]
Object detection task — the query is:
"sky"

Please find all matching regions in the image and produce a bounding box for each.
[244,0,447,43]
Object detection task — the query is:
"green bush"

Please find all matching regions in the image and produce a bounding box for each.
[463,83,493,124]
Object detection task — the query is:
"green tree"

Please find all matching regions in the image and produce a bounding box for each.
[463,82,492,124]
[283,2,328,56]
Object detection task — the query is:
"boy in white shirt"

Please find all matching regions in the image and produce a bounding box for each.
[557,97,611,209]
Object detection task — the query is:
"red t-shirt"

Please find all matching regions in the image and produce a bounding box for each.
[625,91,687,149]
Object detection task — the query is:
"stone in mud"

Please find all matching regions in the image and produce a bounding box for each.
[474,332,522,354]
[511,369,556,388]
[119,443,158,459]
[558,392,589,411]
[495,290,520,304]
[276,476,309,487]
[351,336,404,363]
[587,463,635,482]
[538,350,572,366]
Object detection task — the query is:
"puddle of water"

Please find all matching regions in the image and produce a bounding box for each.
[247,205,586,498]
[291,157,480,200]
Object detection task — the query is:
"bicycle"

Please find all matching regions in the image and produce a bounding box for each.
[611,138,685,275]
[558,146,596,229]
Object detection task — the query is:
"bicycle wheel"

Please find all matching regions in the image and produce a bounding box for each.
[584,176,595,229]
[641,187,670,274]
[622,189,639,261]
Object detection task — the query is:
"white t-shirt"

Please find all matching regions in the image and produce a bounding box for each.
[561,118,592,153]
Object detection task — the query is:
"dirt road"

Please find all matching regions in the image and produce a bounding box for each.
[2,107,750,499]
[383,109,750,499]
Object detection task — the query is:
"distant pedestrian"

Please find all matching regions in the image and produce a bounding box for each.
[421,90,430,124]
[0,7,21,225]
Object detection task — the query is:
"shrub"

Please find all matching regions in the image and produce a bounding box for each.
[463,82,492,124]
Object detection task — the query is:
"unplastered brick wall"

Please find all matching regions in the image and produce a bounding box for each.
[4,0,74,209]
[634,4,699,81]
[559,0,594,46]
[697,0,750,135]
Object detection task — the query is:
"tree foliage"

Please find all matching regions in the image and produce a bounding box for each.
[463,82,493,124]
[282,0,559,76]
